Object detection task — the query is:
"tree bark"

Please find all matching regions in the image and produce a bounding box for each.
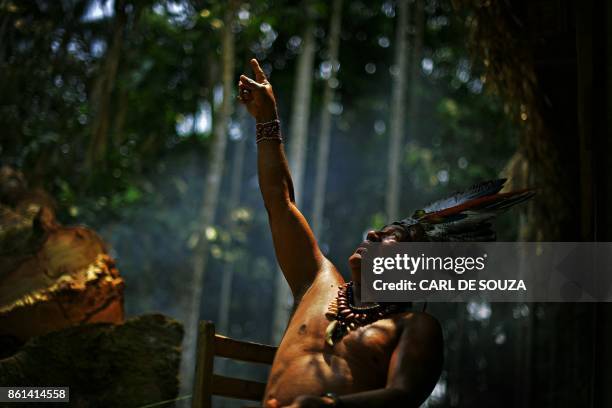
[406,0,424,148]
[311,0,343,240]
[456,2,599,406]
[86,0,127,170]
[594,3,612,407]
[271,16,316,344]
[214,114,247,376]
[386,0,410,222]
[286,23,316,206]
[217,113,248,337]
[180,0,237,395]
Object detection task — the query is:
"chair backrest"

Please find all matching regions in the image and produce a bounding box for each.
[192,321,278,408]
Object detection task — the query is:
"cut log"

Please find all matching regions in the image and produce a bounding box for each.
[0,314,183,407]
[0,250,124,344]
[0,166,124,346]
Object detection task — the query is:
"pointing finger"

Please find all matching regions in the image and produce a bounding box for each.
[250,58,267,83]
[240,74,263,90]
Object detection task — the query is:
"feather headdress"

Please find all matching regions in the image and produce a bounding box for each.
[390,179,534,242]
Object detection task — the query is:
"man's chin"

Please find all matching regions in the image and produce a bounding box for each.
[348,253,362,272]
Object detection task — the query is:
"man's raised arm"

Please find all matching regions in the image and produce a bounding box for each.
[238,59,325,297]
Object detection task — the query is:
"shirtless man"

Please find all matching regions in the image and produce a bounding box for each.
[238,59,444,408]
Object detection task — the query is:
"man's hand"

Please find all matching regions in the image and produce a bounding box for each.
[238,58,278,123]
[280,395,335,408]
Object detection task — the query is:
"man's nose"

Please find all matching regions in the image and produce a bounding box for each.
[366,230,380,242]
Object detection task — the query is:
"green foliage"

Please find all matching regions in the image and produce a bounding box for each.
[1,1,525,405]
[0,0,223,224]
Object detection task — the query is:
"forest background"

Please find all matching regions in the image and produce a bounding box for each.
[1,0,602,407]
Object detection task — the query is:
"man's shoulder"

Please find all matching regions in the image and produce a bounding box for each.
[394,310,443,340]
[309,258,343,285]
[288,261,343,324]
[294,258,342,301]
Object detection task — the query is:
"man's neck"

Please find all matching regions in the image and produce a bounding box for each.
[349,281,378,308]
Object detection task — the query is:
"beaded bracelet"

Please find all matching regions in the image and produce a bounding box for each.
[256,119,282,144]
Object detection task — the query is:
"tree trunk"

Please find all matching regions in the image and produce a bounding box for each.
[311,0,343,239]
[86,0,127,170]
[406,0,424,146]
[215,114,247,376]
[271,17,316,344]
[456,2,600,406]
[0,11,9,64]
[217,113,248,337]
[286,23,316,205]
[113,89,129,145]
[594,3,612,406]
[180,0,237,394]
[386,0,410,222]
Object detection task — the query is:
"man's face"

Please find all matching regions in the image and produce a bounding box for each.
[348,224,411,274]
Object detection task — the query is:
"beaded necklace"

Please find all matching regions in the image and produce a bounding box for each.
[324,281,408,346]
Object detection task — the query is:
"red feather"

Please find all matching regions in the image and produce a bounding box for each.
[419,189,533,224]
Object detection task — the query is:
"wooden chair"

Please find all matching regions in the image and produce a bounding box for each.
[192,321,278,408]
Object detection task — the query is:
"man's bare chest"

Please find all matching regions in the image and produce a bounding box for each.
[281,281,402,364]
[267,278,409,399]
[273,305,400,394]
